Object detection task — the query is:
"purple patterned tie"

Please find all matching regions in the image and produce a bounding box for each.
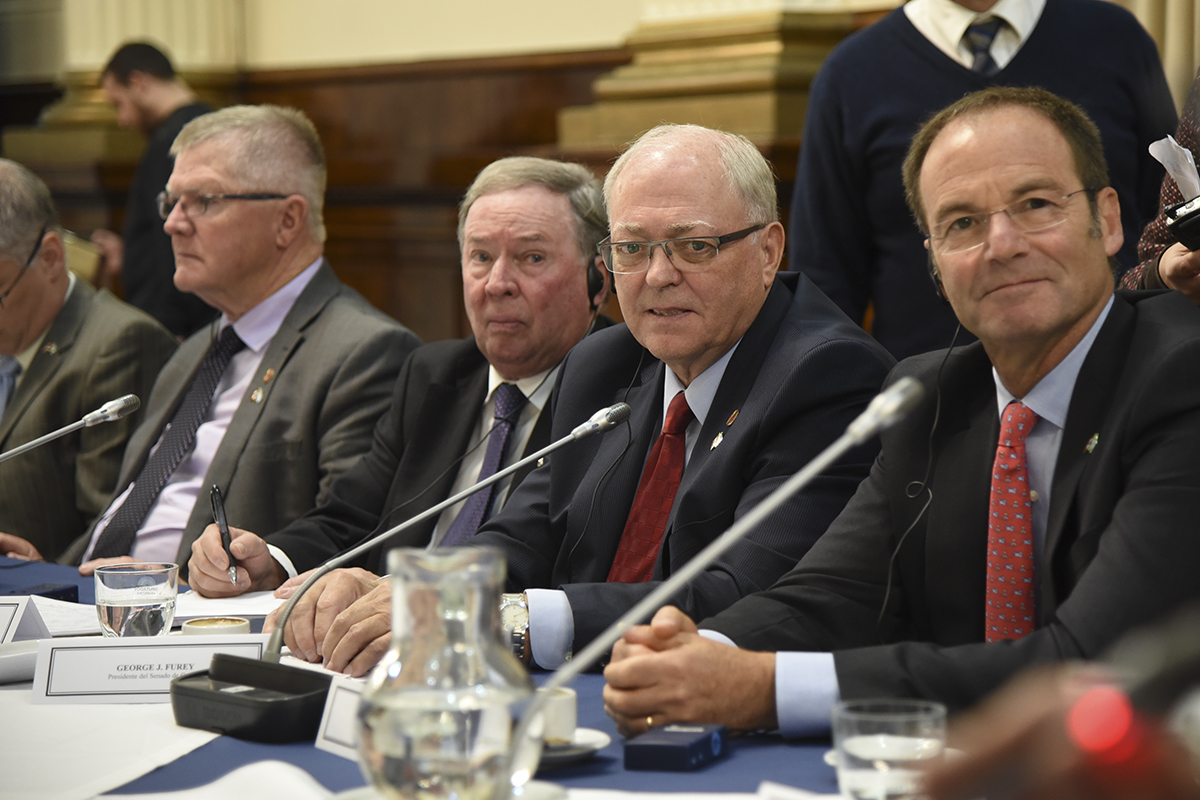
[985,401,1039,641]
[91,326,246,559]
[440,383,526,546]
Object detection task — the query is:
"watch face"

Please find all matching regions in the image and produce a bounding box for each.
[500,603,524,629]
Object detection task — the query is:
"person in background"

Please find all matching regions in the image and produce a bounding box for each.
[92,41,217,338]
[789,0,1176,360]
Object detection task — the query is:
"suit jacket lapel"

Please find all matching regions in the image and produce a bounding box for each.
[0,282,91,446]
[1043,297,1134,576]
[182,262,340,542]
[567,355,662,580]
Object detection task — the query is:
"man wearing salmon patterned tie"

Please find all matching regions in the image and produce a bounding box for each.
[602,87,1200,738]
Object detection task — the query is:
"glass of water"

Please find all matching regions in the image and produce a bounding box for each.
[832,698,946,800]
[94,562,179,637]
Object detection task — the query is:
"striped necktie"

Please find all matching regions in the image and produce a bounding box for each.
[964,17,1005,77]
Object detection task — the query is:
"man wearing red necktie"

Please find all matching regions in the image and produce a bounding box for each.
[604,87,1200,738]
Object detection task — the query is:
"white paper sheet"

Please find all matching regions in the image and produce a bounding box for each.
[175,590,284,621]
[30,594,103,637]
[0,682,218,800]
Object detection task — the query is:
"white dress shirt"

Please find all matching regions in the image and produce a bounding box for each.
[904,0,1045,71]
[726,296,1113,736]
[528,341,742,669]
[82,259,323,564]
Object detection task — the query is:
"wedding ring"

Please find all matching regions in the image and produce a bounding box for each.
[646,715,654,730]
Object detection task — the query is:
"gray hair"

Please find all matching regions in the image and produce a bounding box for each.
[458,156,607,265]
[604,124,779,226]
[0,159,59,262]
[171,104,327,242]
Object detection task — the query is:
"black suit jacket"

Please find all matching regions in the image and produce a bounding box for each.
[473,272,896,650]
[265,318,613,574]
[705,291,1200,711]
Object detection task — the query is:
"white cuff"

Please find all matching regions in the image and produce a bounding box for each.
[774,651,839,737]
[526,588,574,669]
[265,544,298,581]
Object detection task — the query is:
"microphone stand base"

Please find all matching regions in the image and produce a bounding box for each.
[170,653,332,742]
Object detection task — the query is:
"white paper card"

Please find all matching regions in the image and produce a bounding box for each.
[0,597,51,643]
[175,589,283,621]
[1150,135,1200,201]
[31,634,268,704]
[315,672,365,761]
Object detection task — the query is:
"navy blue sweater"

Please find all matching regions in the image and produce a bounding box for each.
[787,0,1177,359]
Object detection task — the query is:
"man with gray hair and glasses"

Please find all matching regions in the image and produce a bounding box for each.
[0,159,176,562]
[0,104,419,574]
[272,124,894,677]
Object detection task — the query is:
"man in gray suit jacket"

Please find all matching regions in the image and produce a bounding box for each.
[0,159,176,561]
[603,88,1200,738]
[0,105,418,575]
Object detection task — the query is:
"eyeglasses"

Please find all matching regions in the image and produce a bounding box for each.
[928,189,1096,255]
[598,223,766,274]
[157,190,290,220]
[0,223,47,310]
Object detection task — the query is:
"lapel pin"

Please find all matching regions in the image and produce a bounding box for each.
[41,343,58,355]
[726,409,739,426]
[710,432,724,450]
[1085,433,1098,454]
[262,368,276,383]
[536,457,545,468]
[250,387,264,404]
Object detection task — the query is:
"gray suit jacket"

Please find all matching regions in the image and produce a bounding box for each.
[0,282,176,561]
[61,262,420,573]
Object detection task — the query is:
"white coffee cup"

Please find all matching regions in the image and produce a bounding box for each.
[537,686,577,745]
[181,616,251,635]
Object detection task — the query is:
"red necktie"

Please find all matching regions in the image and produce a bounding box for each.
[985,401,1039,642]
[607,391,694,583]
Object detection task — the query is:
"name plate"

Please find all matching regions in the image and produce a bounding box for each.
[32,634,269,704]
[0,597,50,643]
[315,673,365,760]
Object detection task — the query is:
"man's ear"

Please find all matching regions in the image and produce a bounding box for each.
[275,196,309,247]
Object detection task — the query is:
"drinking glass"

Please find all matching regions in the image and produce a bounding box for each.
[832,698,946,800]
[94,562,179,637]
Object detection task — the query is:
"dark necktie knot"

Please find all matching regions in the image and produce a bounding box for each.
[964,16,1005,76]
[493,382,526,423]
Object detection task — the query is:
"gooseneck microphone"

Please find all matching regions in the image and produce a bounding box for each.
[259,401,633,663]
[499,378,925,796]
[0,394,140,466]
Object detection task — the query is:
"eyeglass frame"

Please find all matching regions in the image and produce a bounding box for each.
[597,223,767,274]
[926,188,1098,256]
[0,223,48,310]
[157,190,291,221]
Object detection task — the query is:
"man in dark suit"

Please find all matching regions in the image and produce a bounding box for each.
[185,156,614,669]
[281,125,893,676]
[92,41,216,337]
[0,104,418,574]
[0,159,176,561]
[603,87,1200,738]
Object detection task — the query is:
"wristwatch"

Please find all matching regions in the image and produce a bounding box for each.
[500,592,530,663]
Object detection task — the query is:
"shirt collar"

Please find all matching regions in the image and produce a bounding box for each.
[663,340,741,429]
[221,258,323,355]
[993,294,1114,428]
[907,0,1043,53]
[487,363,558,414]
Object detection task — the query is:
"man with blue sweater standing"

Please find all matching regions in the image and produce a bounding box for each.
[788,0,1177,360]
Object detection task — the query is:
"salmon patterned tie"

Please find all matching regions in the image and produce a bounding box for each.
[607,391,693,583]
[985,401,1039,641]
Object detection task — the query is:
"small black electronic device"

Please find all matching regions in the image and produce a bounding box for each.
[1166,196,1200,250]
[624,723,729,771]
[4,583,78,603]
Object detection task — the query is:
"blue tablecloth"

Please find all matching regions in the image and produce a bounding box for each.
[1,557,837,795]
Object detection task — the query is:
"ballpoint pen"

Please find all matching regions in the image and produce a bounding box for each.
[209,484,237,585]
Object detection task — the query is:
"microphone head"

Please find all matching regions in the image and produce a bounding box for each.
[83,394,141,426]
[605,402,632,426]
